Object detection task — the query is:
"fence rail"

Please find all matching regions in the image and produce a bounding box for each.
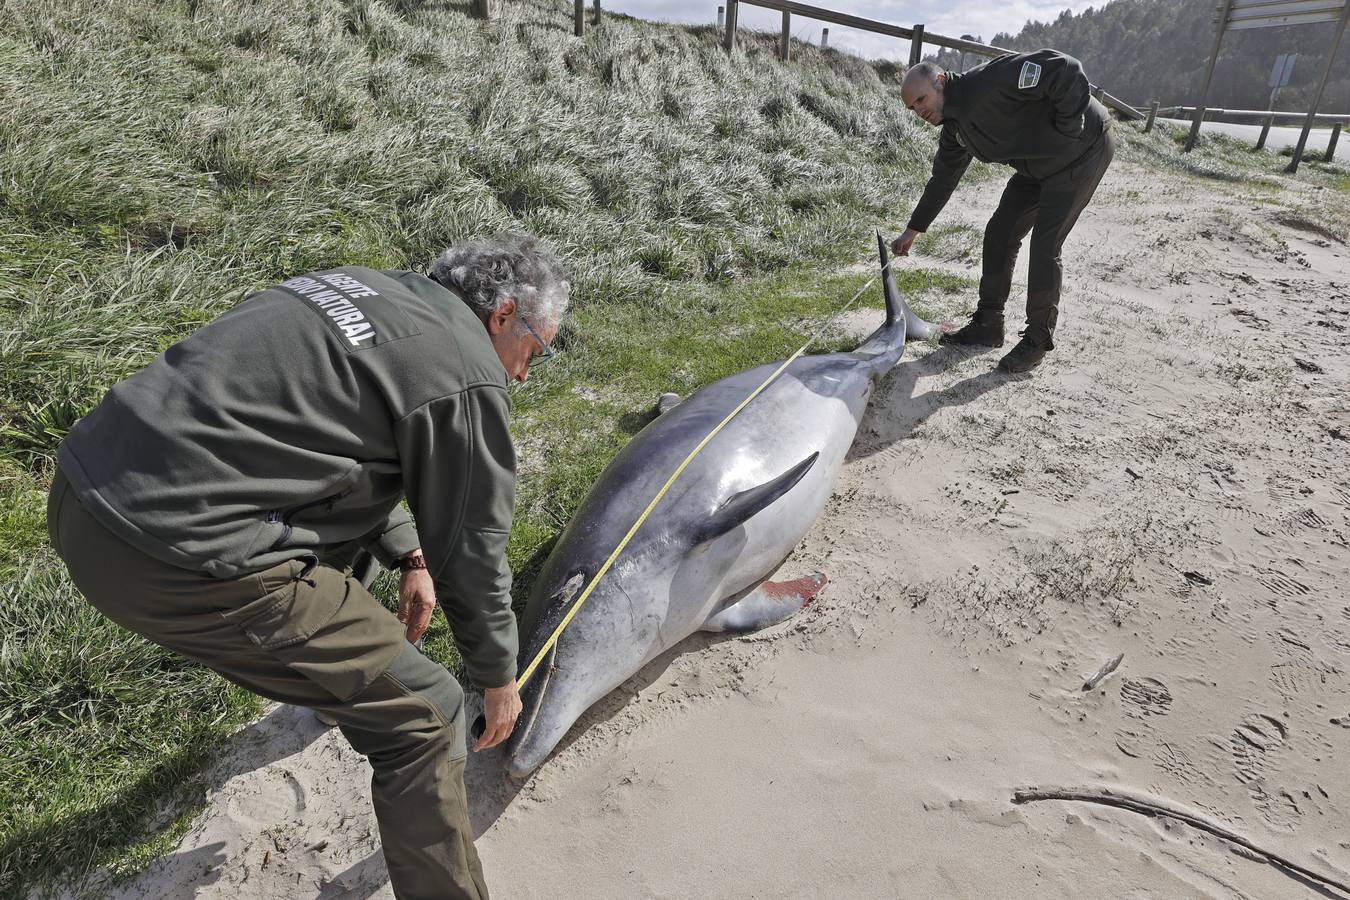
[725,0,1144,120]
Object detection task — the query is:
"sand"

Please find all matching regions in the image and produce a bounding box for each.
[86,155,1349,899]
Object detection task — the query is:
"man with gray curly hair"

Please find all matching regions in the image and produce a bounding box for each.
[49,233,568,899]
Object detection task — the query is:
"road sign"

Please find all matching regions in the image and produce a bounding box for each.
[1268,52,1298,87]
[1222,0,1345,31]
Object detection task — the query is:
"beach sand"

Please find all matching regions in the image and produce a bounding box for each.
[90,155,1350,899]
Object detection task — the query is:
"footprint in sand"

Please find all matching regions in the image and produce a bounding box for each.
[1255,567,1311,599]
[1121,677,1173,717]
[1291,508,1330,531]
[1265,473,1301,503]
[1229,713,1288,785]
[1227,713,1303,827]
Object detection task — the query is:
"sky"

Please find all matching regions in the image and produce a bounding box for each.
[601,0,1108,61]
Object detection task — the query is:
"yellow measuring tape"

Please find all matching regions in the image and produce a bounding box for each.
[515,258,896,690]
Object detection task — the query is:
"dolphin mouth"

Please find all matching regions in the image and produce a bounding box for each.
[505,642,557,773]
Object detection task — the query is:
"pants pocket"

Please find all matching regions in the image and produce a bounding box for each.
[224,563,404,701]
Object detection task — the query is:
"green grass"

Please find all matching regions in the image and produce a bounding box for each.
[0,0,979,893]
[1,0,1339,895]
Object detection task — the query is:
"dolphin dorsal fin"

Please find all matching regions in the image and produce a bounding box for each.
[692,452,819,544]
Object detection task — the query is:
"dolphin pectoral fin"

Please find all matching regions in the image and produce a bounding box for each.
[655,392,682,415]
[700,573,827,633]
[692,452,819,544]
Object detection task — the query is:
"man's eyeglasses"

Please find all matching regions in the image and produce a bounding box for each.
[519,314,557,368]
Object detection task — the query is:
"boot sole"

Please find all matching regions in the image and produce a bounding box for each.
[940,336,1005,348]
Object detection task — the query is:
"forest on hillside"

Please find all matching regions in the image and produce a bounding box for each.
[933,0,1349,112]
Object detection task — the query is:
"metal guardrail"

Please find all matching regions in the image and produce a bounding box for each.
[1145,103,1343,160]
[1158,105,1350,125]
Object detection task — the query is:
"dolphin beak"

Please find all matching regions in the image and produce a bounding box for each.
[504,642,558,776]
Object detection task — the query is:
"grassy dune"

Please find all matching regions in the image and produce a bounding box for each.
[2,0,1347,894]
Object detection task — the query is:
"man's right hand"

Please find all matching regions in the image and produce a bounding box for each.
[473,679,522,751]
[891,229,919,258]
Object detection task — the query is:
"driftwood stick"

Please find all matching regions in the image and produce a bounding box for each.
[1013,785,1350,897]
[1081,652,1124,691]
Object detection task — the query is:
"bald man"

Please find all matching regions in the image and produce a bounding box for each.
[892,51,1114,373]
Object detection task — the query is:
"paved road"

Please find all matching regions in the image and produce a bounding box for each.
[1158,118,1340,159]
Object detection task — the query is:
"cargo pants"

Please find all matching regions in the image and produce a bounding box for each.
[47,467,488,900]
[976,126,1116,346]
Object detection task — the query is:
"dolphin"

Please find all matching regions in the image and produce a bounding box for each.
[505,231,942,777]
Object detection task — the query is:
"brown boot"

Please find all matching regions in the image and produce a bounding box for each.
[939,310,1005,347]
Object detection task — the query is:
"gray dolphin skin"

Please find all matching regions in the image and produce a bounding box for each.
[505,231,940,777]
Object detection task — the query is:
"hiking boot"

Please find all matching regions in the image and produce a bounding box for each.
[939,310,1005,348]
[997,333,1053,373]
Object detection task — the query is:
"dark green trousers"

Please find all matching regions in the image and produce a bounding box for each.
[47,467,488,900]
[977,128,1116,345]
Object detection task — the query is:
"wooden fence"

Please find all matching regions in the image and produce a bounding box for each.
[723,0,1143,120]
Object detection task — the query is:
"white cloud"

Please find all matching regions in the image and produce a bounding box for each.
[602,0,1107,62]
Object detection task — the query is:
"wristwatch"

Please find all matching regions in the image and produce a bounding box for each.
[399,554,427,573]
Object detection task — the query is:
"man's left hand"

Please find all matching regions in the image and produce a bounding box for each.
[397,551,436,644]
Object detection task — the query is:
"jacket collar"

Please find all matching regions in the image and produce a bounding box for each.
[940,71,967,123]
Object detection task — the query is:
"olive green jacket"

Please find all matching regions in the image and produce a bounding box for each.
[58,267,519,687]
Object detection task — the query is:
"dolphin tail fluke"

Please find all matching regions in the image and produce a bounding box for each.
[701,572,828,633]
[875,228,951,343]
[878,229,902,328]
[692,452,819,544]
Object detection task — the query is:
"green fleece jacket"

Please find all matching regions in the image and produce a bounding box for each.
[58,267,518,687]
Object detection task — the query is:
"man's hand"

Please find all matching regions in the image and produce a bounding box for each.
[397,550,435,644]
[891,229,919,258]
[473,680,522,752]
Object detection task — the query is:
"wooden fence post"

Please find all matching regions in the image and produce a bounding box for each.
[1144,99,1159,132]
[717,5,724,28]
[574,0,584,36]
[908,24,924,66]
[591,0,601,26]
[821,27,829,48]
[1255,114,1273,150]
[723,0,737,52]
[1327,122,1343,162]
[780,10,790,60]
[472,0,493,18]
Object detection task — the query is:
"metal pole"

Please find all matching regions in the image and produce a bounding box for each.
[575,0,584,36]
[1144,99,1159,133]
[908,24,924,67]
[1256,114,1273,150]
[1327,122,1343,162]
[1286,1,1350,173]
[1185,0,1234,153]
[717,5,724,28]
[723,0,737,52]
[780,10,790,61]
[821,27,829,48]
